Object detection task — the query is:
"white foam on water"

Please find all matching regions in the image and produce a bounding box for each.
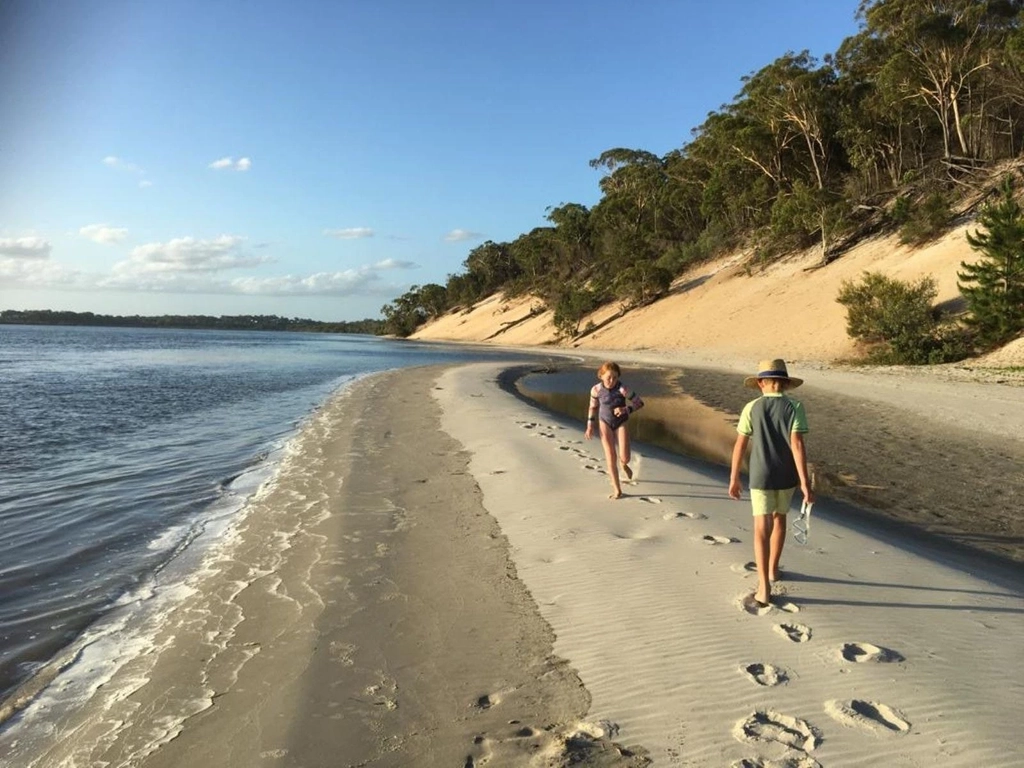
[0,375,369,765]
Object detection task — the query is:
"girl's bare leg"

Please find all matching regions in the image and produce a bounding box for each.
[599,422,622,498]
[617,427,632,480]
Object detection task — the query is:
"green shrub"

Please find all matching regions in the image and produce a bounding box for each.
[898,191,951,246]
[551,284,601,338]
[837,271,940,364]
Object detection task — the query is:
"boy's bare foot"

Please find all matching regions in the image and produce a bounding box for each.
[622,463,633,480]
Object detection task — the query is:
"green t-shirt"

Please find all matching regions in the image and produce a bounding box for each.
[737,392,808,490]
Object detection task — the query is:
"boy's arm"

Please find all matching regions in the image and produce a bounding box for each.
[728,434,748,499]
[790,431,815,503]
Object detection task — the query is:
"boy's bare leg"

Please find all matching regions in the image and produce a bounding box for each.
[599,424,622,499]
[617,427,633,480]
[769,511,786,582]
[752,515,773,604]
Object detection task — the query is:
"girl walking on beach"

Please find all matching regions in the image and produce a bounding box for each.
[585,361,644,499]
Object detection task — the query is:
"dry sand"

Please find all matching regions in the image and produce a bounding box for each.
[438,362,1024,767]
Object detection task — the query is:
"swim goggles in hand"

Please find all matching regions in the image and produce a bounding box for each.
[792,501,813,545]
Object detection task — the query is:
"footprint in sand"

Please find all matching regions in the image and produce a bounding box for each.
[730,561,759,575]
[840,642,904,663]
[825,699,911,735]
[731,757,821,768]
[662,510,706,520]
[702,534,737,545]
[732,709,821,753]
[742,662,789,687]
[774,622,812,643]
[633,496,662,504]
[518,422,538,429]
[472,691,502,710]
[467,719,645,768]
[740,594,773,616]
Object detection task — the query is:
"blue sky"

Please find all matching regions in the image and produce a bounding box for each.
[0,0,862,321]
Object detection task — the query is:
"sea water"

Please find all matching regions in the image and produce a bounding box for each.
[0,325,535,732]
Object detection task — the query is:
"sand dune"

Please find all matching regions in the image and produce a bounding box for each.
[412,224,1024,370]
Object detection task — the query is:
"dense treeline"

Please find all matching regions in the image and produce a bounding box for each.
[382,0,1024,342]
[0,309,383,335]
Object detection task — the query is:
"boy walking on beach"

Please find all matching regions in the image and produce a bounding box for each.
[728,359,814,606]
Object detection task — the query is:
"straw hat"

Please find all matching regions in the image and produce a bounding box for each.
[743,358,804,389]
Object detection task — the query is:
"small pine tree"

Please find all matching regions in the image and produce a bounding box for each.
[960,176,1024,348]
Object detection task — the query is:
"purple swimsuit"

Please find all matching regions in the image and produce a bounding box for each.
[590,382,644,430]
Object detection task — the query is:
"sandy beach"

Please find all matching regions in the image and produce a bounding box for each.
[5,359,1021,767]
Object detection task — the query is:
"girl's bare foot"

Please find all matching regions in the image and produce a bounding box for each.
[753,588,771,607]
[610,489,623,499]
[622,463,633,480]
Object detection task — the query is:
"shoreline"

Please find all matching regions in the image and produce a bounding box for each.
[0,364,647,767]
[3,360,1022,767]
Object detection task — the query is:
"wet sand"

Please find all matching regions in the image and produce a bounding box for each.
[0,365,648,768]
[513,363,1024,568]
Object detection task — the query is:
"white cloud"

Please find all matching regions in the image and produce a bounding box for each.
[103,155,143,174]
[139,180,153,189]
[209,156,252,171]
[323,227,375,239]
[0,236,52,259]
[118,235,270,275]
[373,258,418,270]
[0,256,87,287]
[80,224,128,244]
[444,228,482,242]
[1,234,410,298]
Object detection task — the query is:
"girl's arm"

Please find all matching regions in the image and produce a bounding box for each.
[621,386,644,414]
[585,387,599,437]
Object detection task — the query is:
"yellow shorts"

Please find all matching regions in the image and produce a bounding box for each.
[750,487,796,517]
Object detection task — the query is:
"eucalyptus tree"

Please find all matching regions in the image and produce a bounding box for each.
[588,149,667,239]
[832,29,931,190]
[380,290,426,337]
[462,240,521,296]
[686,111,778,236]
[507,226,557,295]
[444,270,486,309]
[985,8,1024,155]
[545,202,595,275]
[417,283,449,320]
[858,0,1018,162]
[741,51,841,192]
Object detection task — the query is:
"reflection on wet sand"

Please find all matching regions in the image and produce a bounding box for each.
[516,367,738,468]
